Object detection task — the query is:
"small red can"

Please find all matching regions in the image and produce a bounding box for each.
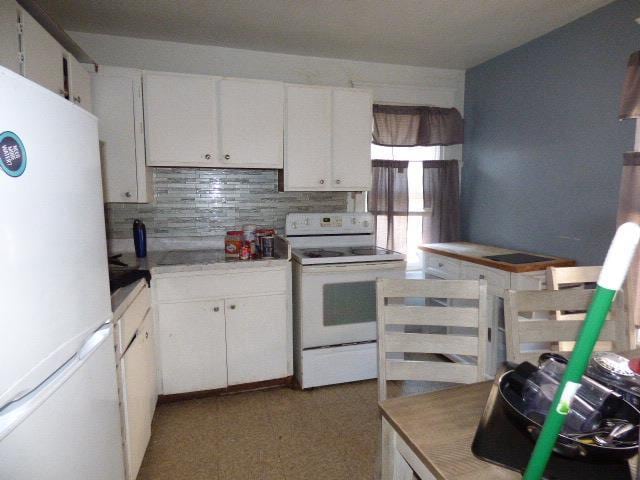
[240,241,251,260]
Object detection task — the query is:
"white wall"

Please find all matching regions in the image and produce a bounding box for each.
[71,31,465,110]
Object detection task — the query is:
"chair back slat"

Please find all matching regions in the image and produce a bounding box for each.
[385,360,479,384]
[384,332,479,356]
[379,278,481,300]
[377,278,488,401]
[518,320,616,343]
[383,305,478,327]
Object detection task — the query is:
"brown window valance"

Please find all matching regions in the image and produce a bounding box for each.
[620,51,640,119]
[372,105,464,147]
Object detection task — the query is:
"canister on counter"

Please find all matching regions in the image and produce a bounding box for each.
[225,230,243,259]
[243,224,258,258]
[260,235,274,258]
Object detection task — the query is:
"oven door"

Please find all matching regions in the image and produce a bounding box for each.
[298,261,405,349]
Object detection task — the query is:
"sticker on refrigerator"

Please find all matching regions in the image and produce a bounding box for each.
[0,131,26,177]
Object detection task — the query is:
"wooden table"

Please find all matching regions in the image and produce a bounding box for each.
[380,381,515,480]
[379,355,640,480]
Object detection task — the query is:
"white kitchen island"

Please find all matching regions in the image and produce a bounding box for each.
[419,242,575,377]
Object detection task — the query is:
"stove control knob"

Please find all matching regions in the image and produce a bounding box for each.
[363,220,370,228]
[351,217,356,225]
[304,217,310,225]
[291,221,298,229]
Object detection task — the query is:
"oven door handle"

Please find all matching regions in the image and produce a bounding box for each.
[301,261,406,274]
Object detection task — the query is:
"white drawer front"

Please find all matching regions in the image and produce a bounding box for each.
[423,254,460,279]
[461,264,510,290]
[154,269,287,303]
[119,286,151,354]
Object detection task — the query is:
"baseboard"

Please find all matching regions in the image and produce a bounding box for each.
[158,376,294,403]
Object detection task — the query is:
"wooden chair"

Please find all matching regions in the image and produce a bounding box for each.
[504,288,631,365]
[546,266,610,351]
[376,278,488,401]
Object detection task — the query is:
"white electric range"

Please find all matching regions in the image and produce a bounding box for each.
[286,212,406,389]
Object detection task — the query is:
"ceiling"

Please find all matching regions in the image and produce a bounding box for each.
[40,0,615,69]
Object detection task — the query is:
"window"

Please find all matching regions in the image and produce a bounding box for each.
[370,145,443,270]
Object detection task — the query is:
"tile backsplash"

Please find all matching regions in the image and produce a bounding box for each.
[105,168,348,241]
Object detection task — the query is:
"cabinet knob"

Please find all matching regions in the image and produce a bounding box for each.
[335,179,341,184]
[479,274,485,280]
[204,153,212,160]
[229,305,236,310]
[438,262,444,268]
[213,306,219,312]
[224,154,231,160]
[124,191,132,198]
[319,179,325,185]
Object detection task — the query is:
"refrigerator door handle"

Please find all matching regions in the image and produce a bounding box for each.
[0,323,113,441]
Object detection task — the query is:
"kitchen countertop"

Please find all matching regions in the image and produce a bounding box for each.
[419,242,575,273]
[112,249,289,276]
[111,278,146,320]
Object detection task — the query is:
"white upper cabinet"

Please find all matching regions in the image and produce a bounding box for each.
[144,71,220,167]
[331,88,373,190]
[67,54,92,112]
[93,67,151,203]
[283,84,332,190]
[143,73,284,169]
[282,85,373,191]
[218,78,284,168]
[19,8,64,96]
[0,0,19,73]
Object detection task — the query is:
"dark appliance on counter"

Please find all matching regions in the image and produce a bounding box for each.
[108,254,150,293]
[472,353,640,479]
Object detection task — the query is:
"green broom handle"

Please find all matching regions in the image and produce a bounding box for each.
[523,222,640,480]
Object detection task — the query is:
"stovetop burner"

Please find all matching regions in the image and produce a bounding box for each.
[303,249,345,258]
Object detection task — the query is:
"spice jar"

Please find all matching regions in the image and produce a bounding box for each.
[225,230,243,259]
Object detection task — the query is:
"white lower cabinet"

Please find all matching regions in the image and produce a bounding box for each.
[225,294,288,385]
[157,300,227,394]
[114,282,156,480]
[154,265,292,395]
[121,310,155,480]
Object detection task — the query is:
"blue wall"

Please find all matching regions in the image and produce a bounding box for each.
[462,0,640,265]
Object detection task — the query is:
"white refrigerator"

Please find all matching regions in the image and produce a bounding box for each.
[0,67,125,479]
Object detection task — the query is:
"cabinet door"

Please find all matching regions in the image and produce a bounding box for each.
[121,320,152,480]
[93,69,150,203]
[284,84,332,190]
[218,78,284,168]
[331,89,373,190]
[139,309,157,433]
[19,9,64,95]
[0,0,19,73]
[158,300,227,394]
[144,71,219,167]
[225,294,288,385]
[68,54,92,112]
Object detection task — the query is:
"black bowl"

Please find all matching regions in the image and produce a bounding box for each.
[498,370,640,461]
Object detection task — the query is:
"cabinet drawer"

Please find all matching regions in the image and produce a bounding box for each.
[154,269,287,303]
[118,286,151,355]
[461,264,510,291]
[424,254,460,279]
